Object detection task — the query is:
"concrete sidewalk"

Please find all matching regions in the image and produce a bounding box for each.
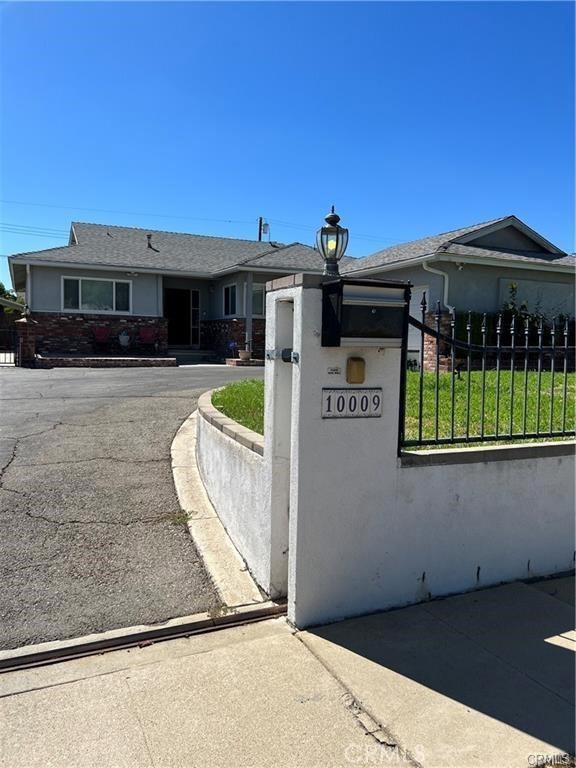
[1,578,573,768]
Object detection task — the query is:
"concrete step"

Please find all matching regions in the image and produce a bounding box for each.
[168,349,220,365]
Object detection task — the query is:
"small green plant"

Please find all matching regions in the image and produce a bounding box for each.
[208,604,233,619]
[170,510,189,526]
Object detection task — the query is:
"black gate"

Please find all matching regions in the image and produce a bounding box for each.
[0,327,19,366]
[399,295,575,449]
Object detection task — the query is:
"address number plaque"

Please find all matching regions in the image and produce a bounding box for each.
[321,388,382,419]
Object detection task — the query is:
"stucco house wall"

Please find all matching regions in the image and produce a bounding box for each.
[30,265,162,316]
[440,262,575,315]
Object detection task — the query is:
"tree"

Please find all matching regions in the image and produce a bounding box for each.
[0,282,19,302]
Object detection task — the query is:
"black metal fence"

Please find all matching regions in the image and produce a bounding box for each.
[400,296,575,449]
[0,327,18,366]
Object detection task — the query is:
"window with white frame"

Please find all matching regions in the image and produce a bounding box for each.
[223,284,237,316]
[251,283,265,316]
[62,277,131,313]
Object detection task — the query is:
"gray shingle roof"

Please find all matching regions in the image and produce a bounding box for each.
[10,218,572,278]
[242,243,326,271]
[9,222,324,275]
[342,216,512,273]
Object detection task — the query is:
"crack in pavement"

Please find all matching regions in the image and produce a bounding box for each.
[0,424,63,442]
[0,442,18,478]
[0,394,201,401]
[0,368,233,648]
[0,485,29,497]
[22,510,177,528]
[0,552,62,576]
[14,456,170,468]
[0,423,63,490]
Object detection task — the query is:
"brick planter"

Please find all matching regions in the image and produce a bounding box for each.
[31,313,168,356]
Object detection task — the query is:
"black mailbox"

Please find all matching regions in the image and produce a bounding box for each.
[322,278,411,348]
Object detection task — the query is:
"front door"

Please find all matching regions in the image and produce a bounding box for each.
[165,288,191,346]
[164,289,201,347]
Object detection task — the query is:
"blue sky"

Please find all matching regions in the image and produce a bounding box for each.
[0,1,573,289]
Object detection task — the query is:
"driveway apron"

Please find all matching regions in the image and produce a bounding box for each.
[0,366,262,650]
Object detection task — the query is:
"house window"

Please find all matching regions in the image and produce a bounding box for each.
[224,284,237,316]
[62,277,132,313]
[252,284,265,316]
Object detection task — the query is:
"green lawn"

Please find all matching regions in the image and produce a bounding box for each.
[212,372,575,447]
[211,379,265,434]
[404,370,575,446]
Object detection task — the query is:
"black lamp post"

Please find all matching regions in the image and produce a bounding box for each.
[316,206,349,277]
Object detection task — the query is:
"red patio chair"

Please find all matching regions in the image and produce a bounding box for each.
[93,326,111,354]
[138,326,158,354]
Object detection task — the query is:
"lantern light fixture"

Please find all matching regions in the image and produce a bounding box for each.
[316,206,349,277]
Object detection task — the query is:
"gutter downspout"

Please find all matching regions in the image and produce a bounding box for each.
[422,257,455,316]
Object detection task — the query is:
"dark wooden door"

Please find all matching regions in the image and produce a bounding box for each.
[165,288,191,346]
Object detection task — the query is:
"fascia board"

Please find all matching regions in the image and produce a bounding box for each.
[438,252,575,273]
[8,258,215,279]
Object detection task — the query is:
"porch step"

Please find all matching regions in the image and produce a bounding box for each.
[168,348,220,365]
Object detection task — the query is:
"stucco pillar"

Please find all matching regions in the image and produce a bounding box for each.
[265,275,404,629]
[14,315,38,367]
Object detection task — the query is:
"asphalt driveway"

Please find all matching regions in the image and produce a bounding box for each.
[0,365,263,650]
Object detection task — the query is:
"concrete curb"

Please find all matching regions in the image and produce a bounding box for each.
[171,409,265,608]
[0,601,286,672]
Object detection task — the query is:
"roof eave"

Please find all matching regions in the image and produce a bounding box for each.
[343,253,432,276]
[213,264,324,277]
[343,249,575,276]
[437,251,575,273]
[7,258,216,279]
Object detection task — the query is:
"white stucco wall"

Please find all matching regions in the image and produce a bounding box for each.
[195,276,574,628]
[196,394,273,595]
[264,279,575,629]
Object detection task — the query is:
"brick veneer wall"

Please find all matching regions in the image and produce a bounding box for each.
[202,318,266,360]
[31,313,168,355]
[422,311,452,372]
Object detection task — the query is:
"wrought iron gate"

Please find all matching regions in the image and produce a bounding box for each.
[0,327,19,366]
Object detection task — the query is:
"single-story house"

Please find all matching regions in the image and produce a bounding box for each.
[8,222,332,359]
[8,215,574,360]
